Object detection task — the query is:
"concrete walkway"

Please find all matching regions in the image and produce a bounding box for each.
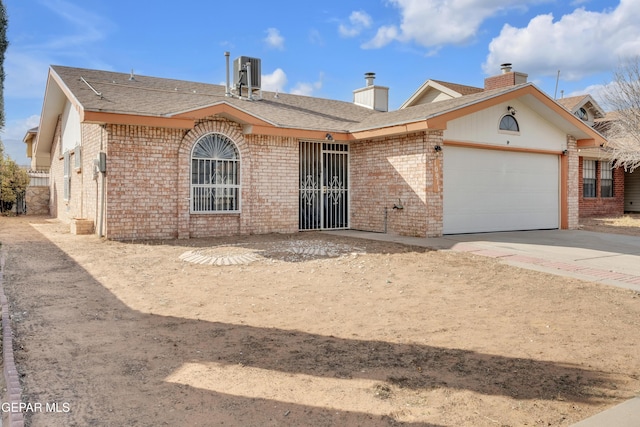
[326,229,640,292]
[570,397,640,427]
[325,228,640,425]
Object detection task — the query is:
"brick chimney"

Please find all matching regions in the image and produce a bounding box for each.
[484,63,528,90]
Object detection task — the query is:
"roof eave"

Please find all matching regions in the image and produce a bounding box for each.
[353,84,607,144]
[33,68,75,169]
[169,101,276,127]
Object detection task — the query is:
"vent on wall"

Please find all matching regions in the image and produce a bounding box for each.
[233,56,261,91]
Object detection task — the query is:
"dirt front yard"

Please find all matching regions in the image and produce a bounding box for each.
[0,216,639,427]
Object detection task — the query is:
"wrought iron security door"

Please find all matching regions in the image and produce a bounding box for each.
[299,141,349,230]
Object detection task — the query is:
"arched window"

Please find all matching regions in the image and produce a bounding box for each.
[499,114,519,132]
[191,133,240,213]
[576,107,588,121]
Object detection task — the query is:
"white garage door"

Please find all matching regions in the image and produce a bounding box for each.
[443,146,559,234]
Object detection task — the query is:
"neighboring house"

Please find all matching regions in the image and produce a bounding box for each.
[556,95,625,217]
[27,59,605,240]
[400,79,484,108]
[593,111,640,213]
[20,127,51,215]
[400,63,524,109]
[23,127,38,158]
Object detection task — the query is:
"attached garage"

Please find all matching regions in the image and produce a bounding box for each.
[443,146,560,234]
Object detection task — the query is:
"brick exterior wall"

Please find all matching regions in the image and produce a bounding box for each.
[82,124,106,232]
[176,118,298,240]
[350,130,443,237]
[50,121,107,232]
[63,118,299,240]
[48,113,579,240]
[105,124,185,240]
[484,71,527,90]
[578,157,625,217]
[566,137,580,229]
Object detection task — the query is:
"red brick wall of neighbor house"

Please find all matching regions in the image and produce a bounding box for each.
[484,73,516,91]
[578,158,625,217]
[350,130,443,237]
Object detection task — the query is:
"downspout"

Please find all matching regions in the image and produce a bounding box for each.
[97,125,106,237]
[99,169,106,237]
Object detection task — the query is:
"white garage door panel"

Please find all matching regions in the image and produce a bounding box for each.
[443,147,559,234]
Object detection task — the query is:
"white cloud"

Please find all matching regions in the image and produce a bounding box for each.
[291,73,324,97]
[361,26,399,49]
[309,29,324,46]
[39,0,112,49]
[6,0,114,100]
[262,69,323,97]
[5,51,51,99]
[483,0,640,79]
[339,11,372,37]
[1,115,41,140]
[1,115,41,165]
[261,68,288,93]
[264,28,285,50]
[365,0,533,48]
[567,82,615,110]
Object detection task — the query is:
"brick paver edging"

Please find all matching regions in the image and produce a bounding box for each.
[0,252,25,427]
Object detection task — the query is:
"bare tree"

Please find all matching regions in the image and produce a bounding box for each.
[601,56,640,172]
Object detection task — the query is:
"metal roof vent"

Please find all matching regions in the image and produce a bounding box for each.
[365,72,375,87]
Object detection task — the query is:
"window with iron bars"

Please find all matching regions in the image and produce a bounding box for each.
[190,133,240,213]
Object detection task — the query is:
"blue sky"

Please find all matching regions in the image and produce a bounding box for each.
[1,0,635,165]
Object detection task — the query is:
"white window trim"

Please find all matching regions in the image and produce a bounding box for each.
[74,145,82,172]
[600,161,614,198]
[583,159,596,198]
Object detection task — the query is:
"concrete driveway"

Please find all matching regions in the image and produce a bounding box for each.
[327,229,640,292]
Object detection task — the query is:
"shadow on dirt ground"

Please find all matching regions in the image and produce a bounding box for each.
[0,216,638,426]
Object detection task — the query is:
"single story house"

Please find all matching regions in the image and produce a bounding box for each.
[27,58,605,240]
